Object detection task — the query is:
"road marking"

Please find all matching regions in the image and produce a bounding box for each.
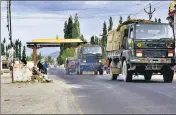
[58,80,84,115]
[67,84,83,88]
[66,88,84,114]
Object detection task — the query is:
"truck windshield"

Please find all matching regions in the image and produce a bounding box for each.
[135,24,174,40]
[82,46,102,54]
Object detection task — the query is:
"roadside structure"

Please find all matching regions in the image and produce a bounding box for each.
[26,35,86,65]
[1,56,9,73]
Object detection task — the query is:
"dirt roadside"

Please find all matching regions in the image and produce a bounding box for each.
[1,73,79,114]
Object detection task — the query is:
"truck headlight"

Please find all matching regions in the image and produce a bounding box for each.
[168,50,174,57]
[99,59,102,63]
[168,53,173,57]
[83,59,86,63]
[136,50,142,57]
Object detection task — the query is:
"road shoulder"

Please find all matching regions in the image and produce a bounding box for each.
[1,73,78,114]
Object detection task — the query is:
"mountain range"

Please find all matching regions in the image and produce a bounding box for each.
[44,51,60,59]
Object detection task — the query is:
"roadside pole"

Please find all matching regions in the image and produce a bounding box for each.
[8,46,15,83]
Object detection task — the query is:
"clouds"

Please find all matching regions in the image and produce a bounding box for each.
[1,1,171,56]
[84,1,109,6]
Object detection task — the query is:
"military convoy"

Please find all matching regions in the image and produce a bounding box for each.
[65,44,105,75]
[106,19,175,83]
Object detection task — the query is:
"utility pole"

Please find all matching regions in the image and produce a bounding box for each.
[7,0,14,83]
[7,0,12,45]
[144,3,156,20]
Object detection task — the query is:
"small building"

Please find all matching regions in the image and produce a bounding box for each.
[1,56,9,73]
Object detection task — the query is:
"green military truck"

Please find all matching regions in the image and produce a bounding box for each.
[106,19,175,83]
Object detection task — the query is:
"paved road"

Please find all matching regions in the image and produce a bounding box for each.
[49,68,176,114]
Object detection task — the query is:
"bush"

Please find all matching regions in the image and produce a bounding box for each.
[57,47,75,65]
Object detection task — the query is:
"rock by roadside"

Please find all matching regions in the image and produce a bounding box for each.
[13,64,53,83]
[1,73,78,114]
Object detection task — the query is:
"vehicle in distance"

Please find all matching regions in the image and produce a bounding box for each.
[76,45,105,75]
[65,57,77,75]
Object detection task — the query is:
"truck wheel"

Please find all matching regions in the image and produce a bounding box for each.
[99,70,103,75]
[77,71,79,75]
[144,72,152,81]
[80,70,83,75]
[122,60,132,82]
[163,67,174,83]
[94,71,98,75]
[66,70,70,75]
[110,66,117,80]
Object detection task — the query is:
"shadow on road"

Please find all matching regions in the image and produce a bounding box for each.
[131,80,163,83]
[106,79,164,83]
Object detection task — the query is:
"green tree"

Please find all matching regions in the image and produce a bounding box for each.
[101,21,107,47]
[67,15,73,38]
[127,15,131,20]
[64,21,68,39]
[15,39,19,59]
[37,53,43,61]
[46,56,52,63]
[94,36,99,45]
[26,56,32,61]
[1,43,5,55]
[22,46,26,60]
[64,16,73,48]
[61,21,68,55]
[3,38,6,56]
[5,43,10,57]
[155,18,157,22]
[80,34,87,43]
[158,18,161,23]
[3,37,6,44]
[90,36,95,44]
[5,45,8,56]
[119,16,123,24]
[18,40,22,60]
[72,13,80,39]
[108,16,113,32]
[26,52,44,61]
[80,34,84,41]
[57,48,75,65]
[98,39,101,45]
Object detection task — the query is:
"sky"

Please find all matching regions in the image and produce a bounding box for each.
[1,1,172,56]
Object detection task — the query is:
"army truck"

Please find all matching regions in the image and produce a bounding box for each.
[75,44,105,75]
[106,19,175,83]
[65,57,77,74]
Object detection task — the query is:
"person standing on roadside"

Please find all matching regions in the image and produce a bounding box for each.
[43,61,48,74]
[37,61,43,72]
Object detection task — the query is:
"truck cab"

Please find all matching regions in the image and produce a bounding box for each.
[76,45,104,75]
[107,20,175,83]
[65,57,76,75]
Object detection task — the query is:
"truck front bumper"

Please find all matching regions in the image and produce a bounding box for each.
[80,63,103,71]
[128,57,175,71]
[66,68,76,73]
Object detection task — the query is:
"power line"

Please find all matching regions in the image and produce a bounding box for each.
[1,12,140,20]
[1,3,141,12]
[1,1,168,20]
[45,4,141,12]
[155,2,170,9]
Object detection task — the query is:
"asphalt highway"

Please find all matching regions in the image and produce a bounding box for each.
[49,68,176,114]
